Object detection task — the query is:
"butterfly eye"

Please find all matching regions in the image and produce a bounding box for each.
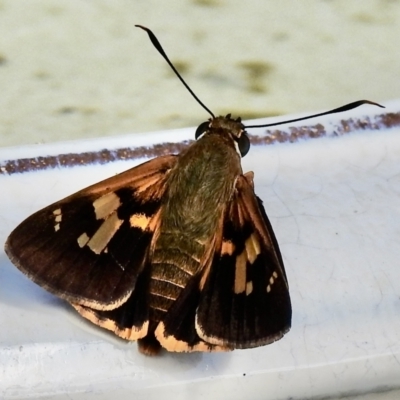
[238,133,250,157]
[195,121,210,140]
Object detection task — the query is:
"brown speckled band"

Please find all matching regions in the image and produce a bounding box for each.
[1,111,399,175]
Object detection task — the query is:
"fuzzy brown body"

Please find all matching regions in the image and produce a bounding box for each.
[148,129,242,338]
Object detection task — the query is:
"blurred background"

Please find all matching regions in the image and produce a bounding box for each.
[0,0,399,147]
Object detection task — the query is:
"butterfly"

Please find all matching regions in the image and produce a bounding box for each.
[4,25,383,355]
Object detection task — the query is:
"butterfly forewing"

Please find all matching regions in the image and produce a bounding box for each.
[5,155,178,310]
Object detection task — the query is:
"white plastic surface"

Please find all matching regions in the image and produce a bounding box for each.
[1,102,400,399]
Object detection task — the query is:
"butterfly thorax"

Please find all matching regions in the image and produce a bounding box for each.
[148,129,242,323]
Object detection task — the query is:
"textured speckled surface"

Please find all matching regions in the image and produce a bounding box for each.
[1,1,400,147]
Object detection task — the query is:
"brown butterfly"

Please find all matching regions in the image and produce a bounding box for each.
[4,26,383,355]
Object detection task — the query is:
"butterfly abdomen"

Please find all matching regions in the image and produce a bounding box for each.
[148,231,204,321]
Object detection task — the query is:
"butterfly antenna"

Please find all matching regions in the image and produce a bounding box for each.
[245,100,384,129]
[136,25,215,119]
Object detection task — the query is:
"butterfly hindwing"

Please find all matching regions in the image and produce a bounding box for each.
[195,173,292,348]
[5,155,177,311]
[71,255,153,341]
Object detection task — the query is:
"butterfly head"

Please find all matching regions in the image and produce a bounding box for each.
[195,114,250,157]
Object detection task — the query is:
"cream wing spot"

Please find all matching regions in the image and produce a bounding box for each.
[221,240,235,256]
[246,281,253,295]
[234,249,247,294]
[52,208,62,231]
[87,212,123,254]
[266,271,279,293]
[130,213,151,230]
[93,192,121,220]
[245,233,260,264]
[77,232,90,248]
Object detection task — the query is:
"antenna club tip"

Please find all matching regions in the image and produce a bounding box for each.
[135,24,148,31]
[368,100,385,109]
